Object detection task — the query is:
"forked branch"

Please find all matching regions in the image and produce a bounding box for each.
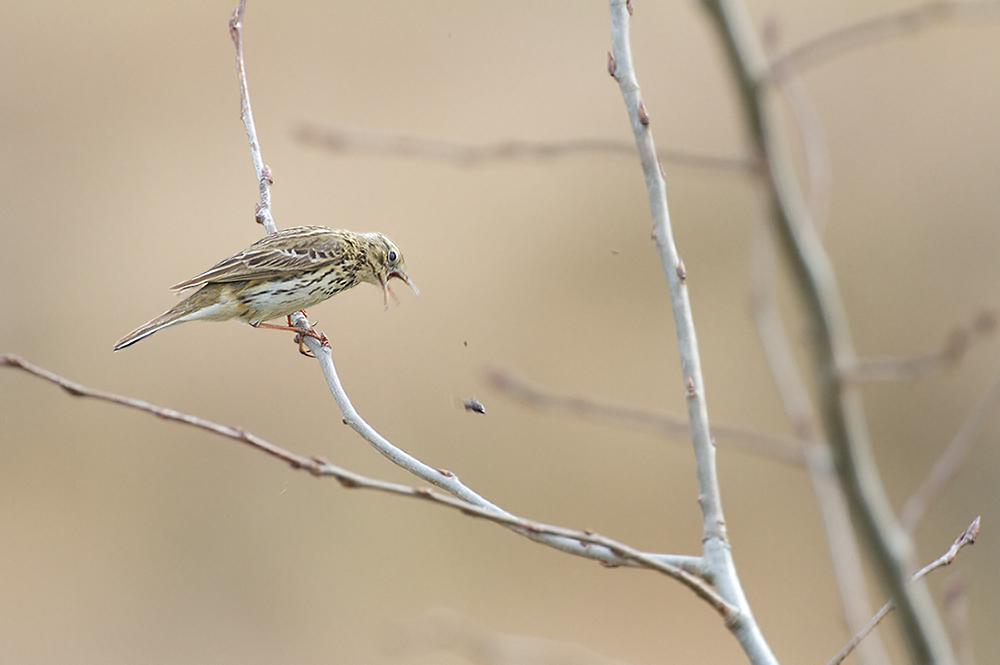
[0,353,732,615]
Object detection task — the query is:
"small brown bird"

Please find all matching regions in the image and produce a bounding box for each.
[114,226,417,351]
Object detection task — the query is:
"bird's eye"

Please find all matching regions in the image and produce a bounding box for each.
[388,251,397,262]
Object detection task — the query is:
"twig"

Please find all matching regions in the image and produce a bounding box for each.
[766,1,1000,83]
[751,218,891,665]
[900,366,1000,532]
[229,0,276,235]
[943,576,974,665]
[0,353,736,616]
[386,608,634,665]
[700,1,956,661]
[827,517,980,665]
[294,123,751,173]
[487,369,805,466]
[849,310,998,383]
[761,18,832,234]
[609,1,772,661]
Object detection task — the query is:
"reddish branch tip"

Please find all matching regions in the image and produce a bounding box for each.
[626,0,634,16]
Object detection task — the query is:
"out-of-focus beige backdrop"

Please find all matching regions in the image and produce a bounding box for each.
[1,2,997,663]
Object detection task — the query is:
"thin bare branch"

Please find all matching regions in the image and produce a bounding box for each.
[0,353,734,616]
[827,517,980,665]
[700,1,956,660]
[900,366,1000,531]
[487,369,805,466]
[943,576,975,665]
[294,123,750,173]
[912,516,980,579]
[229,0,276,234]
[387,608,634,665]
[767,1,1000,84]
[761,18,832,234]
[849,310,997,383]
[751,218,891,665]
[609,1,773,661]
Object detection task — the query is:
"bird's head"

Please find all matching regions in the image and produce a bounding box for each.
[364,233,419,308]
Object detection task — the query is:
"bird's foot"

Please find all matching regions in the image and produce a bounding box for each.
[252,316,330,357]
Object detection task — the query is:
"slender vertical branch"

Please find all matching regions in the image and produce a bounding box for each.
[608,2,776,662]
[229,0,276,235]
[751,220,891,665]
[699,1,956,662]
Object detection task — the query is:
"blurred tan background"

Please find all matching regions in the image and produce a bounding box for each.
[1,2,998,663]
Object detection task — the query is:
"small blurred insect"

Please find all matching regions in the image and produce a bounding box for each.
[451,396,486,414]
[464,397,486,414]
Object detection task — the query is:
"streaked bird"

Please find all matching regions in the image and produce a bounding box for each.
[114,226,417,351]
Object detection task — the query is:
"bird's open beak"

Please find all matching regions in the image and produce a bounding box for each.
[388,270,419,296]
[380,270,419,310]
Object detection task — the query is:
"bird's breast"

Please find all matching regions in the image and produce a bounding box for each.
[233,267,360,324]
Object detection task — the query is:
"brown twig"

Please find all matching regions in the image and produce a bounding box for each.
[229,0,276,235]
[487,369,805,466]
[826,517,980,665]
[1,353,736,618]
[294,123,751,173]
[849,310,998,383]
[766,1,1000,84]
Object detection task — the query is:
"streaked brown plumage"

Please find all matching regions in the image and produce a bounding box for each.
[114,226,417,351]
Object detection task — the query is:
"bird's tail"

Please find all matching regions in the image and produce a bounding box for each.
[113,297,203,351]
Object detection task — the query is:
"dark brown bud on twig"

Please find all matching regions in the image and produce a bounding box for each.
[607,51,616,77]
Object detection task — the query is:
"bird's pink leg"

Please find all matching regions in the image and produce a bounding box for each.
[252,311,329,356]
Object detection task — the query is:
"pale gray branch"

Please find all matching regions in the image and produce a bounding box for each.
[229,0,276,235]
[751,218,891,665]
[386,608,634,665]
[294,123,750,172]
[766,1,1000,83]
[761,18,832,234]
[849,310,997,383]
[609,0,774,661]
[943,576,975,665]
[487,369,805,466]
[700,1,956,660]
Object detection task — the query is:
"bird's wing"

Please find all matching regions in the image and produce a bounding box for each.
[171,227,350,290]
